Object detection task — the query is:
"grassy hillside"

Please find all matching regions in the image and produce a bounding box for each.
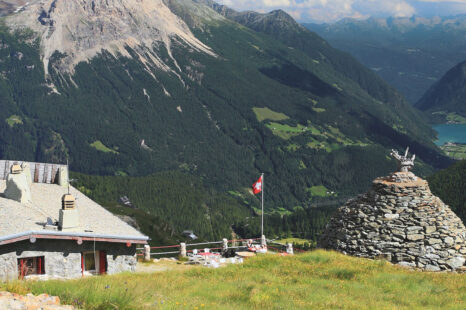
[3,251,465,309]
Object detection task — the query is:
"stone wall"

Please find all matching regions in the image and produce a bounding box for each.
[319,172,466,271]
[0,239,137,281]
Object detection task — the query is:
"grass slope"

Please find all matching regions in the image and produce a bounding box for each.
[3,251,465,309]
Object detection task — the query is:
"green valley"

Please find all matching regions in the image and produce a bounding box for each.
[0,0,451,242]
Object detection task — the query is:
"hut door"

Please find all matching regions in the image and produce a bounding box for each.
[99,251,107,275]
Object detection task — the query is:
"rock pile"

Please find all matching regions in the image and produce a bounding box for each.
[319,171,466,271]
[0,291,74,309]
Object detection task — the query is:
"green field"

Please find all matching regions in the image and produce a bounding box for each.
[432,112,466,124]
[3,250,465,309]
[440,143,466,160]
[312,106,326,113]
[307,185,336,198]
[266,122,306,139]
[90,140,119,154]
[5,115,23,127]
[252,107,289,122]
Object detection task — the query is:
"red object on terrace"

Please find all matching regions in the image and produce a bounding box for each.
[198,252,220,256]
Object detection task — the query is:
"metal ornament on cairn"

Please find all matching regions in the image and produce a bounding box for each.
[389,147,417,183]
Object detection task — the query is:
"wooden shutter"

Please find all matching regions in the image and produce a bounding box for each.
[99,251,107,275]
[81,253,84,277]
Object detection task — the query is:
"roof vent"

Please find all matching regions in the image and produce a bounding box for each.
[62,194,76,210]
[59,193,79,231]
[10,162,22,174]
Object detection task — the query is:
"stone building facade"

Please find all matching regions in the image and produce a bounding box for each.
[0,240,138,281]
[0,160,148,281]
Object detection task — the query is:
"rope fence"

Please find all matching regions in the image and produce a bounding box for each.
[137,236,305,259]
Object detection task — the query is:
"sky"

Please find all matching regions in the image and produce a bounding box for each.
[216,0,466,23]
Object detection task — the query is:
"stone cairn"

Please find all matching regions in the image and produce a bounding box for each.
[319,147,466,271]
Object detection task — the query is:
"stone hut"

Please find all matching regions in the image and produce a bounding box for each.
[319,149,466,271]
[0,160,148,281]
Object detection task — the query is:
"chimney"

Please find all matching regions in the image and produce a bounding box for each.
[59,194,80,231]
[10,163,22,174]
[58,166,69,187]
[4,162,32,204]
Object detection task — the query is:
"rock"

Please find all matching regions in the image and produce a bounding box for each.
[0,292,74,309]
[425,253,440,259]
[446,256,465,270]
[425,264,441,272]
[424,226,436,234]
[407,226,423,231]
[384,214,399,220]
[427,238,442,245]
[406,234,424,241]
[444,237,454,245]
[6,0,217,78]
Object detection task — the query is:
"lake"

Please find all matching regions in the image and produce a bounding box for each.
[433,124,466,146]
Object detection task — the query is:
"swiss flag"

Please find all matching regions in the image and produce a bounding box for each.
[252,176,262,194]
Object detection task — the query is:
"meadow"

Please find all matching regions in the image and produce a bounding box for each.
[2,250,465,309]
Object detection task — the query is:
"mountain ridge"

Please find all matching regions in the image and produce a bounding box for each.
[0,0,449,218]
[415,60,466,121]
[305,15,466,103]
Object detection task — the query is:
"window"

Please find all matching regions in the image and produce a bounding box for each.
[81,251,107,276]
[18,256,45,279]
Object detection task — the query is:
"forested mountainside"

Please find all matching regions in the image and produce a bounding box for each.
[72,170,336,242]
[305,16,466,104]
[415,60,466,123]
[0,1,450,239]
[428,160,466,223]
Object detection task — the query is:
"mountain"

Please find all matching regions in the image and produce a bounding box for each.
[195,1,404,106]
[0,0,450,238]
[415,60,466,123]
[305,16,466,104]
[428,160,466,223]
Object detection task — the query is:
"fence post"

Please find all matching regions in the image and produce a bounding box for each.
[144,244,151,261]
[261,235,267,248]
[222,238,228,253]
[286,242,294,255]
[180,243,187,257]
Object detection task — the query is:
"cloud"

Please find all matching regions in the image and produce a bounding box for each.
[216,0,466,22]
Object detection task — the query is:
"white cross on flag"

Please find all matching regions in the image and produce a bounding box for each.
[252,176,262,194]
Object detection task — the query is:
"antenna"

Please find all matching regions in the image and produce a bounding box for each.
[67,159,70,195]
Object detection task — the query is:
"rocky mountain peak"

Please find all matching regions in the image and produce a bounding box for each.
[5,0,216,76]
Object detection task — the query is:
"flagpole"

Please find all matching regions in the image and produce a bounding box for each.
[261,173,264,238]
